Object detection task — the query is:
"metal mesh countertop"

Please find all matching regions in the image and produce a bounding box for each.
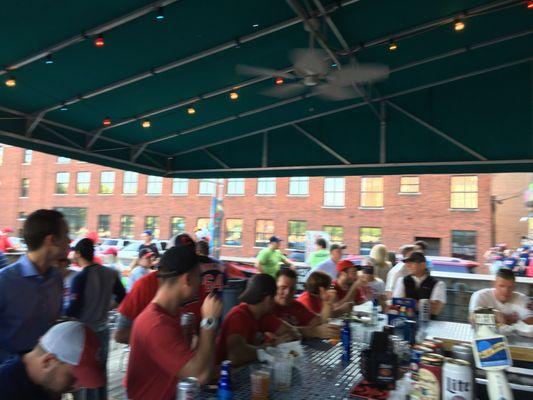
[200,340,365,399]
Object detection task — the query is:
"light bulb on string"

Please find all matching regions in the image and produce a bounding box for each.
[454,20,465,31]
[229,92,239,100]
[187,107,196,115]
[5,77,16,87]
[94,34,105,47]
[388,41,398,51]
[156,7,165,20]
[45,54,54,64]
[102,117,112,126]
[141,120,151,128]
[275,77,284,85]
[528,0,533,9]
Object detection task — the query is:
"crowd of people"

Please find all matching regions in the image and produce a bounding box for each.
[0,210,531,399]
[484,244,533,277]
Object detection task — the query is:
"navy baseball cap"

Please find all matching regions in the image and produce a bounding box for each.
[403,251,426,263]
[143,230,153,236]
[269,236,282,243]
[157,246,199,279]
[138,248,154,259]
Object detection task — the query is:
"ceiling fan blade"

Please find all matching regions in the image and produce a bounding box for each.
[261,83,306,98]
[328,64,389,86]
[314,84,362,101]
[290,48,329,76]
[236,64,294,79]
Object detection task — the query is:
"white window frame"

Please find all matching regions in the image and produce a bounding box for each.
[55,172,70,194]
[289,177,309,196]
[76,172,91,194]
[147,175,163,195]
[198,179,216,196]
[323,177,345,207]
[171,178,189,195]
[257,177,276,195]
[123,171,138,194]
[99,171,115,194]
[227,178,245,196]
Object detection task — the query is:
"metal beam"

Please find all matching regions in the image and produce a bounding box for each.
[172,56,532,157]
[386,101,487,161]
[0,0,181,76]
[0,129,166,174]
[25,111,46,137]
[262,131,268,168]
[38,124,85,150]
[131,144,149,162]
[33,0,362,117]
[292,124,350,165]
[379,102,386,164]
[85,4,527,145]
[203,149,230,169]
[169,159,533,175]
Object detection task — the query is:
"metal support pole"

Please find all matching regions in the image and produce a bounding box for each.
[262,131,269,168]
[380,102,386,164]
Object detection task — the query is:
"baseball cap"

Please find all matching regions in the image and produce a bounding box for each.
[143,230,153,236]
[103,247,118,256]
[239,274,277,304]
[336,259,356,273]
[330,243,347,251]
[157,245,199,279]
[138,248,154,259]
[39,321,104,389]
[362,265,374,275]
[403,251,426,263]
[85,231,99,244]
[2,227,13,233]
[173,233,195,249]
[269,236,282,243]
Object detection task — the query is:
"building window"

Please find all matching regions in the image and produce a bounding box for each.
[361,177,384,208]
[57,157,70,164]
[20,178,29,197]
[289,177,309,196]
[197,218,210,231]
[257,177,276,195]
[76,172,90,194]
[451,176,478,209]
[225,219,243,246]
[120,216,135,239]
[288,220,307,250]
[359,227,382,255]
[400,176,420,193]
[144,216,160,237]
[324,177,345,207]
[55,207,87,237]
[99,171,115,194]
[170,217,186,236]
[198,179,216,196]
[0,145,3,165]
[227,178,245,195]
[255,219,274,247]
[323,226,344,244]
[23,149,32,164]
[55,172,70,194]
[172,178,188,195]
[18,212,27,221]
[146,176,163,195]
[451,230,477,260]
[97,215,111,238]
[123,171,138,194]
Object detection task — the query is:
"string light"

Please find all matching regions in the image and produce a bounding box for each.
[5,77,16,87]
[275,77,284,85]
[60,106,68,111]
[94,34,105,47]
[102,117,112,126]
[388,41,398,51]
[156,7,165,20]
[141,120,151,128]
[45,54,54,64]
[229,92,239,100]
[187,107,196,115]
[528,0,533,8]
[454,20,465,31]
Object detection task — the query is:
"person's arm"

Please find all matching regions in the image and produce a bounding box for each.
[179,295,223,384]
[391,277,405,299]
[270,320,301,344]
[113,271,126,305]
[256,250,268,273]
[319,287,336,322]
[429,281,446,316]
[66,271,87,318]
[226,334,261,366]
[299,316,340,339]
[281,254,294,268]
[114,313,132,344]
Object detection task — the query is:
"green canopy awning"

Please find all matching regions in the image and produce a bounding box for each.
[0,0,531,177]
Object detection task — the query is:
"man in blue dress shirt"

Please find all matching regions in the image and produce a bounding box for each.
[0,209,70,363]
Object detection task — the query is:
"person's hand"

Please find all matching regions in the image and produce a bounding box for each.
[319,287,337,304]
[201,293,223,319]
[337,301,353,314]
[503,312,519,325]
[316,323,341,339]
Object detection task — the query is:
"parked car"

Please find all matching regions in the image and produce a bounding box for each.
[288,250,305,263]
[426,256,478,274]
[96,238,132,253]
[117,240,167,266]
[7,237,27,252]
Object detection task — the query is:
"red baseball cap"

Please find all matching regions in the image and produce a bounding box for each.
[85,231,100,244]
[39,321,105,389]
[103,247,118,256]
[2,227,13,233]
[336,259,355,273]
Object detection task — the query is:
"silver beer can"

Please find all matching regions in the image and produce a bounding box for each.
[176,377,199,400]
[442,358,473,400]
[418,298,431,323]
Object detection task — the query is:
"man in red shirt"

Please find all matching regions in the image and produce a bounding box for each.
[274,269,339,339]
[332,259,366,312]
[0,227,15,252]
[297,270,345,319]
[115,234,226,344]
[217,274,300,367]
[126,245,222,400]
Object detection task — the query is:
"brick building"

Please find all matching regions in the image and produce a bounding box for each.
[0,144,492,260]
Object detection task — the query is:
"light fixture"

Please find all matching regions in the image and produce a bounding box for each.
[156,7,165,20]
[528,0,533,9]
[454,20,465,31]
[141,120,151,128]
[94,34,105,47]
[275,77,284,85]
[252,23,259,28]
[5,77,16,87]
[45,54,54,64]
[388,41,398,51]
[187,107,196,115]
[60,103,68,111]
[229,92,239,100]
[331,63,338,67]
[102,117,112,126]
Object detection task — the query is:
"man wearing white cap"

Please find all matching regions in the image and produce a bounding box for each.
[0,321,104,399]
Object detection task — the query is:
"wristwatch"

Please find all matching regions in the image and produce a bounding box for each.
[200,316,218,330]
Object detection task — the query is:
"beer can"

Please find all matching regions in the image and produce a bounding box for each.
[176,377,199,400]
[410,347,426,381]
[451,344,474,367]
[180,312,196,348]
[419,299,431,323]
[403,320,417,345]
[418,353,444,400]
[443,358,473,400]
[422,339,443,355]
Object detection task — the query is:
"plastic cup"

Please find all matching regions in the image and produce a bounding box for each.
[273,354,293,391]
[250,365,270,400]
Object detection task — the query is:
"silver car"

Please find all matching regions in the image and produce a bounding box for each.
[117,240,167,266]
